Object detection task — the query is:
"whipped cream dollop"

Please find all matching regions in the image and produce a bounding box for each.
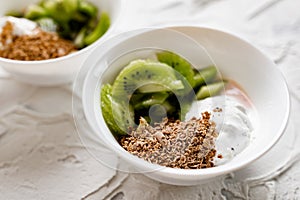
[185,95,254,165]
[0,16,37,36]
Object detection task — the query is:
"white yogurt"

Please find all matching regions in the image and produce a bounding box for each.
[0,16,38,50]
[0,16,38,35]
[185,94,254,165]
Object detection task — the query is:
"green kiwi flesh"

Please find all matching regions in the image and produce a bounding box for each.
[193,65,218,88]
[101,84,135,136]
[156,51,195,88]
[131,92,169,110]
[196,81,226,100]
[111,59,184,100]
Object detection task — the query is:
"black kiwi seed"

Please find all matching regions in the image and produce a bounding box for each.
[136,71,139,75]
[123,77,127,80]
[131,74,135,78]
[147,74,152,79]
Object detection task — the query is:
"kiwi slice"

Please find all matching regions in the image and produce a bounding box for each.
[101,84,135,136]
[156,51,195,88]
[131,92,169,110]
[138,84,174,93]
[193,65,218,88]
[196,81,226,100]
[111,59,184,100]
[84,12,110,46]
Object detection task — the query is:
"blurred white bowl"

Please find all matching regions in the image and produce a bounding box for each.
[0,0,122,86]
[80,26,290,185]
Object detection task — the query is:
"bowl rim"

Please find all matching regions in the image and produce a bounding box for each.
[82,25,290,177]
[0,0,124,65]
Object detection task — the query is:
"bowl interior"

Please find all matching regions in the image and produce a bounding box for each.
[82,26,290,181]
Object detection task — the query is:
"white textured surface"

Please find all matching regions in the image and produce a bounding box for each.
[1,0,300,199]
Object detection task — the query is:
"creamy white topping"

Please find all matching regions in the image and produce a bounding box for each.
[0,16,37,36]
[185,95,253,165]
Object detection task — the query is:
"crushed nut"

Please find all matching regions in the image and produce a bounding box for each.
[0,21,77,61]
[120,111,219,169]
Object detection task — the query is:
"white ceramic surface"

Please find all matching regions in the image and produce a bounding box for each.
[0,0,122,86]
[81,26,290,185]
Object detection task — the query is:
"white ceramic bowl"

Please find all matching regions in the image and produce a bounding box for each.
[0,0,122,86]
[80,26,290,185]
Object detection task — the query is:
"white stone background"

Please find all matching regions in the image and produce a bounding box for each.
[1,0,300,199]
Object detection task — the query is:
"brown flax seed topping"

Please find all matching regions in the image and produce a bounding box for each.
[119,111,219,169]
[0,21,77,61]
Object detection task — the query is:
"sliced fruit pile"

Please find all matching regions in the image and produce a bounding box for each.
[101,51,226,136]
[6,0,110,48]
